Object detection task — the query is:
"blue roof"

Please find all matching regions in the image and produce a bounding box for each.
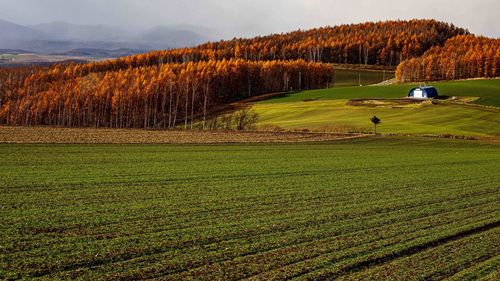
[408,86,439,98]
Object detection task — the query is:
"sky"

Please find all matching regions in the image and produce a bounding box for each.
[0,0,499,38]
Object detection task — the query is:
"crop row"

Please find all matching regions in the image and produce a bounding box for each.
[8,191,496,279]
[1,141,499,279]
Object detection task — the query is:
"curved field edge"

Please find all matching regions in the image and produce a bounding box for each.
[252,79,500,138]
[258,79,500,106]
[253,100,500,138]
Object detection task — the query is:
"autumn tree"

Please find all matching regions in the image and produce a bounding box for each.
[397,35,499,82]
[0,59,333,129]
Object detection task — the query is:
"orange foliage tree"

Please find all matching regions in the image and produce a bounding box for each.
[396,35,500,82]
[31,19,466,84]
[0,60,333,128]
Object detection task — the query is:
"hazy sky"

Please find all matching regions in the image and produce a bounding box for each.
[1,0,499,38]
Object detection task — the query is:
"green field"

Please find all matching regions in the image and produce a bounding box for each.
[262,79,500,107]
[1,139,499,280]
[254,79,500,137]
[332,68,395,87]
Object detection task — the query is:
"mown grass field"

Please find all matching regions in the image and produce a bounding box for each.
[332,68,395,87]
[254,79,500,137]
[262,79,500,107]
[255,99,500,137]
[1,138,499,280]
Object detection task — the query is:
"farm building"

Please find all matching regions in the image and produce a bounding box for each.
[408,86,439,99]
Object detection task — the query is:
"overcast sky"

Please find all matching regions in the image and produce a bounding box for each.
[1,0,499,38]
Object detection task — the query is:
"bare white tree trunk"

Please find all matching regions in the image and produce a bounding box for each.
[202,83,209,130]
[184,78,189,129]
[190,79,197,129]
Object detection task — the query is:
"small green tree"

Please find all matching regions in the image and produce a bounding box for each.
[370,116,381,135]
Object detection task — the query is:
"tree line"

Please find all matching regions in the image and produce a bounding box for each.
[27,19,466,86]
[0,60,332,128]
[396,35,500,82]
[118,19,465,67]
[0,19,493,130]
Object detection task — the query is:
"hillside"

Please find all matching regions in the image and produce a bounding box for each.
[253,79,500,138]
[0,60,333,128]
[30,21,126,42]
[2,3,500,279]
[0,19,47,48]
[332,68,395,87]
[0,19,475,130]
[60,19,466,76]
[397,35,500,82]
[259,79,500,106]
[0,19,212,55]
[0,19,498,134]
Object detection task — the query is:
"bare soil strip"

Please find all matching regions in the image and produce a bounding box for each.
[0,126,365,144]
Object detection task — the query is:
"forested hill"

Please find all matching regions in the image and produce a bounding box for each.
[0,60,333,128]
[7,19,466,85]
[62,19,466,77]
[1,19,496,129]
[193,19,465,65]
[397,35,500,82]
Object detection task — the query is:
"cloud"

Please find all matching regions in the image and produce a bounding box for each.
[0,0,498,38]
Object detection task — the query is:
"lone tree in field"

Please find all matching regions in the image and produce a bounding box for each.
[370,116,381,134]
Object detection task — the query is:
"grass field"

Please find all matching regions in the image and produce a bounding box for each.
[254,100,500,137]
[1,138,499,280]
[262,79,500,107]
[254,79,500,137]
[332,68,395,87]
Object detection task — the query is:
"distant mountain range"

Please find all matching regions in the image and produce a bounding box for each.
[0,19,215,58]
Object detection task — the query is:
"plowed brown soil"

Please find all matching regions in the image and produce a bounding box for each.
[0,126,365,144]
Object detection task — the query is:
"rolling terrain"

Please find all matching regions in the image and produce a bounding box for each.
[332,68,395,87]
[253,79,500,137]
[1,19,497,129]
[1,17,499,281]
[259,79,500,106]
[0,19,214,63]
